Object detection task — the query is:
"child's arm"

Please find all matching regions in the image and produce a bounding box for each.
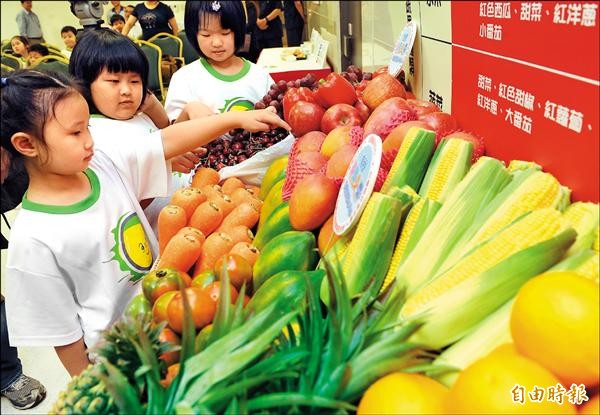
[121,15,138,37]
[161,109,290,160]
[55,338,91,377]
[169,17,179,37]
[139,91,170,129]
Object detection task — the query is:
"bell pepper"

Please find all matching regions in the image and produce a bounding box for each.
[282,87,316,121]
[315,72,357,108]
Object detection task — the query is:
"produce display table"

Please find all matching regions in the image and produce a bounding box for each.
[256,46,332,83]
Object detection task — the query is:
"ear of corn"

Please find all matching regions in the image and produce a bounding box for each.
[391,156,511,297]
[507,159,542,172]
[418,138,473,203]
[549,249,599,284]
[562,202,599,256]
[400,210,576,349]
[380,127,436,194]
[380,198,442,293]
[554,185,572,212]
[429,299,514,387]
[435,168,564,275]
[402,208,567,318]
[321,192,412,303]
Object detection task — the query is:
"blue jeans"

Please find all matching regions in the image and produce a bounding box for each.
[1,299,22,391]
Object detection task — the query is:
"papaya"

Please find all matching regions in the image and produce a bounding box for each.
[257,178,285,230]
[253,201,293,250]
[252,231,319,289]
[246,269,325,318]
[259,156,288,200]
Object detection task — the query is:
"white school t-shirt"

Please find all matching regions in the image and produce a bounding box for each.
[89,113,192,234]
[164,57,275,120]
[5,133,170,349]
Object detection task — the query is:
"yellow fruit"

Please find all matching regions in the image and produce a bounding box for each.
[446,344,576,414]
[357,372,448,415]
[510,271,599,387]
[578,394,599,414]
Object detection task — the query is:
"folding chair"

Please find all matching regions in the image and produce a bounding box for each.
[136,40,165,102]
[30,55,70,75]
[1,53,22,70]
[178,30,200,65]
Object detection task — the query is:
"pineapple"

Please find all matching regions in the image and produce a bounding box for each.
[50,365,118,415]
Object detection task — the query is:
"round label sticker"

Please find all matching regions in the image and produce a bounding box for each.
[388,21,418,78]
[333,134,382,236]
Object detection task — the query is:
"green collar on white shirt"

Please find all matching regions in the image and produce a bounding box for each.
[200,57,251,82]
[22,169,101,214]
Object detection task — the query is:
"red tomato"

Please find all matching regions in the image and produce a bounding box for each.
[142,268,191,304]
[167,287,216,333]
[158,327,181,366]
[288,101,326,137]
[282,87,316,121]
[201,281,239,305]
[214,254,253,290]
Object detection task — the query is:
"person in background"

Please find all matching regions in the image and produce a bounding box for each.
[256,0,283,49]
[60,26,77,58]
[165,1,276,121]
[26,43,48,66]
[121,1,179,41]
[106,0,126,24]
[0,68,47,410]
[9,36,30,66]
[283,0,304,47]
[15,1,45,45]
[240,0,260,63]
[110,14,126,33]
[124,4,143,39]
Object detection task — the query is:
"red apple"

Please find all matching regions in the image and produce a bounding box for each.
[354,99,371,124]
[288,101,326,137]
[296,131,327,153]
[320,103,363,134]
[407,99,440,117]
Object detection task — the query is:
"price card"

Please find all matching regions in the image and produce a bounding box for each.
[388,20,418,77]
[333,134,382,236]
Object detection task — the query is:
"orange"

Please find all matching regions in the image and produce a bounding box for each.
[510,271,599,387]
[446,343,576,414]
[578,394,599,414]
[357,373,448,414]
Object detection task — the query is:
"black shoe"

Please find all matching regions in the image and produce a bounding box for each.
[1,374,47,410]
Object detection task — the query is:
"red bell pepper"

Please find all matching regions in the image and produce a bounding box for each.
[282,87,316,121]
[315,72,357,108]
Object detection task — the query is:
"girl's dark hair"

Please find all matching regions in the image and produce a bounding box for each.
[184,0,246,58]
[10,35,30,52]
[1,70,82,159]
[60,25,78,36]
[69,28,149,115]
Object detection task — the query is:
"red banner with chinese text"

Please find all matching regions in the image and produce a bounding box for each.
[451,45,599,202]
[451,1,599,81]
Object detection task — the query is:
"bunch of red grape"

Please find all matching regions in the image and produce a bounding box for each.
[253,73,320,117]
[196,128,290,171]
[341,65,372,85]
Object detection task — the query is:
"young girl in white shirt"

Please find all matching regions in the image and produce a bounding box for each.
[165,0,275,121]
[0,70,288,377]
[69,28,215,231]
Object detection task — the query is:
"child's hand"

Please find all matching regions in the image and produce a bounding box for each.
[171,151,201,173]
[237,108,291,133]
